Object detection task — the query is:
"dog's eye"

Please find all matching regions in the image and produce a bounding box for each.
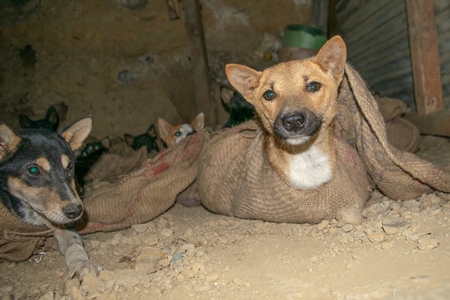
[174,131,181,137]
[306,82,321,92]
[263,90,276,101]
[67,162,74,171]
[27,166,40,176]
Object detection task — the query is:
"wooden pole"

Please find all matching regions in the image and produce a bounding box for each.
[405,0,443,116]
[183,0,216,126]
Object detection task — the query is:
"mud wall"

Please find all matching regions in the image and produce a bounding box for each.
[0,0,311,139]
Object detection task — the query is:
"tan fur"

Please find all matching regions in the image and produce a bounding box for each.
[225,36,347,189]
[60,117,93,151]
[158,112,205,147]
[0,125,21,161]
[61,154,70,169]
[7,177,82,225]
[36,157,51,172]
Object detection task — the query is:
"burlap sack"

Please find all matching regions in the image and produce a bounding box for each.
[198,122,372,223]
[78,129,211,234]
[0,205,47,262]
[338,64,450,199]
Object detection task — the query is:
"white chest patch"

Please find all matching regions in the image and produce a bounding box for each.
[286,145,333,190]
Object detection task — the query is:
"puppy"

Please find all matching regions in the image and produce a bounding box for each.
[220,87,255,128]
[157,112,204,147]
[75,137,111,193]
[19,105,60,131]
[0,116,99,279]
[124,124,160,153]
[225,36,346,190]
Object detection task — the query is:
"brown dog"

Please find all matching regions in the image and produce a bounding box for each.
[225,36,346,190]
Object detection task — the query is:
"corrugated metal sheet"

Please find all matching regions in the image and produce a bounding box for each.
[435,0,450,109]
[335,0,415,110]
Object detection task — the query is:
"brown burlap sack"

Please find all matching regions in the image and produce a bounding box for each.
[374,95,419,153]
[339,64,450,199]
[385,117,420,153]
[198,122,373,223]
[0,205,48,262]
[78,129,211,234]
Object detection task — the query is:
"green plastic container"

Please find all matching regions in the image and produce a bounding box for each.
[282,25,326,50]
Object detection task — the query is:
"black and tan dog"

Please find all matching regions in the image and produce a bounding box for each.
[0,116,99,279]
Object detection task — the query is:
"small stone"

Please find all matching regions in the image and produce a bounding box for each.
[137,247,165,263]
[64,279,80,294]
[37,291,55,300]
[367,233,384,243]
[342,224,354,233]
[66,286,84,300]
[185,228,194,236]
[382,242,394,250]
[132,224,148,233]
[99,270,116,282]
[417,238,439,250]
[410,276,430,283]
[143,235,159,246]
[79,273,102,296]
[336,206,363,226]
[160,228,173,237]
[317,220,330,231]
[90,240,100,248]
[158,255,172,267]
[310,256,319,263]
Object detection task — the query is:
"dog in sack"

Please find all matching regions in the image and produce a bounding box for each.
[157,112,205,148]
[0,116,100,279]
[197,36,373,223]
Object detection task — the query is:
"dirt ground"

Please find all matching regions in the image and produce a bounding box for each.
[1,136,450,300]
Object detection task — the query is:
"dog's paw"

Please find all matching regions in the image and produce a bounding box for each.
[67,259,101,281]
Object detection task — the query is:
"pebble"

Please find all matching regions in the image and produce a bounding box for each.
[160,228,173,237]
[336,206,363,226]
[382,242,393,250]
[132,224,148,233]
[417,238,439,250]
[342,224,354,233]
[79,273,103,296]
[367,232,384,243]
[316,220,330,231]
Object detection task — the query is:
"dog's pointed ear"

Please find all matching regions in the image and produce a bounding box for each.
[59,116,93,151]
[191,112,204,131]
[157,117,171,143]
[147,124,157,138]
[0,124,21,162]
[313,35,347,82]
[19,114,33,129]
[124,134,135,147]
[45,105,59,130]
[225,64,261,104]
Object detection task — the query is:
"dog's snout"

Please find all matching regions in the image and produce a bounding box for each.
[282,113,306,132]
[62,204,83,219]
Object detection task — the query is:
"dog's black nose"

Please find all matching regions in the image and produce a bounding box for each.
[62,204,83,219]
[281,113,306,132]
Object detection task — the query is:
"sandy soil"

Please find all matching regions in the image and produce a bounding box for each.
[1,175,450,299]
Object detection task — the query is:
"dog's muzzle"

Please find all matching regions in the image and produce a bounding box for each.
[274,109,322,141]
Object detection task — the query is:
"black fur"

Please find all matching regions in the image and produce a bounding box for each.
[124,124,160,153]
[222,91,255,128]
[19,105,59,131]
[0,128,75,221]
